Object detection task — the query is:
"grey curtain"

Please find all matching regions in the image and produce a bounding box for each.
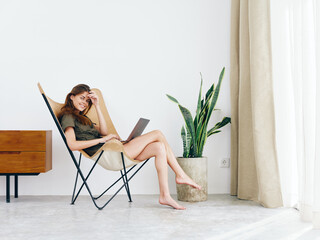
[230,0,283,208]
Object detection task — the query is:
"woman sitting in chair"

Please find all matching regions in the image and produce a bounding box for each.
[58,84,201,210]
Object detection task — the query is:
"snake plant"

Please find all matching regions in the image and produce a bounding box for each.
[166,67,231,158]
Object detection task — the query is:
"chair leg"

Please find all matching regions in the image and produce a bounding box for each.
[121,153,132,202]
[94,165,137,200]
[69,150,149,210]
[121,170,132,202]
[120,170,128,196]
[93,158,150,209]
[96,159,149,209]
[71,151,103,204]
[71,153,82,204]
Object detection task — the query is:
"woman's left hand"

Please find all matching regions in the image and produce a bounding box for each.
[88,90,99,106]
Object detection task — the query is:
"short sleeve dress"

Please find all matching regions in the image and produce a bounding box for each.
[60,114,104,156]
[59,113,139,171]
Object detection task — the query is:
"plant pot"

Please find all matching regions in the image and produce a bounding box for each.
[176,157,208,202]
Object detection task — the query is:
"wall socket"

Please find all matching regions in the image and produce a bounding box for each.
[220,158,230,168]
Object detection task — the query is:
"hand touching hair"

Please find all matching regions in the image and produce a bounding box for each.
[58,84,93,126]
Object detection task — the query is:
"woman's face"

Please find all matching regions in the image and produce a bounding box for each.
[70,91,91,112]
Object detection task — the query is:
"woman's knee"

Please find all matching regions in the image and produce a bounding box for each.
[152,142,166,156]
[151,129,165,141]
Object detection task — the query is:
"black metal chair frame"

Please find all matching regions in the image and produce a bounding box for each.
[40,92,150,210]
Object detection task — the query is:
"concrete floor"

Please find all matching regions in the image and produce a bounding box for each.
[0,194,319,240]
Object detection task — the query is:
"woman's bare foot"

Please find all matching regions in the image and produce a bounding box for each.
[176,175,202,190]
[159,195,186,210]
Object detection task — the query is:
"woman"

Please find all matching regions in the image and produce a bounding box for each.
[58,84,201,210]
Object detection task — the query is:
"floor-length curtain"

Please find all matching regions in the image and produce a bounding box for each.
[230,0,283,208]
[271,0,320,228]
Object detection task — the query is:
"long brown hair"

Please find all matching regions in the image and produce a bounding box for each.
[58,84,93,126]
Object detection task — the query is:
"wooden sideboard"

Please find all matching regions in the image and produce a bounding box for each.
[0,130,52,202]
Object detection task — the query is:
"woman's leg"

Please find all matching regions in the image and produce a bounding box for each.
[133,141,185,210]
[123,130,201,190]
[151,131,201,188]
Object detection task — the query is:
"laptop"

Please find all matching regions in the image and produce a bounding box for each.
[120,118,150,143]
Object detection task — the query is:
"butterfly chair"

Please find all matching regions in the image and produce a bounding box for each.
[37,83,150,210]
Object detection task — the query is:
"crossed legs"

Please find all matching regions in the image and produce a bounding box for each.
[123,130,201,210]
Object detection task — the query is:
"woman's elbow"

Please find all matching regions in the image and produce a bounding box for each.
[68,145,77,151]
[69,146,77,151]
[67,141,79,151]
[100,130,108,136]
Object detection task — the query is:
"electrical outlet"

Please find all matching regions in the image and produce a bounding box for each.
[220,158,230,168]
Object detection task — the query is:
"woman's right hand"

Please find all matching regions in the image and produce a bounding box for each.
[99,134,120,143]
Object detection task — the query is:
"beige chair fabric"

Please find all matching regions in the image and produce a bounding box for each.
[230,0,283,208]
[38,83,140,171]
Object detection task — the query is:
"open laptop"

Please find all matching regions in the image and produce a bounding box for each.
[120,118,150,143]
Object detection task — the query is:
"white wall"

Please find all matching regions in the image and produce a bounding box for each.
[0,0,231,195]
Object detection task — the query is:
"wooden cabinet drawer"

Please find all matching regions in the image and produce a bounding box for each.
[0,131,51,152]
[0,152,48,173]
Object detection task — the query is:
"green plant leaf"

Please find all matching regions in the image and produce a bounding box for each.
[217,117,231,128]
[205,83,214,101]
[189,144,195,157]
[196,95,210,154]
[196,112,205,142]
[202,67,225,135]
[197,67,226,156]
[199,95,211,121]
[166,93,197,157]
[206,67,225,122]
[207,117,231,135]
[207,130,221,137]
[178,104,197,154]
[181,126,187,157]
[186,126,191,157]
[195,75,203,131]
[197,121,208,156]
[166,94,179,104]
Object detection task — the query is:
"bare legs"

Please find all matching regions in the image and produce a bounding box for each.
[123,130,201,210]
[128,141,186,210]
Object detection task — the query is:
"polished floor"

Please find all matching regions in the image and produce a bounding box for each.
[0,194,319,240]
